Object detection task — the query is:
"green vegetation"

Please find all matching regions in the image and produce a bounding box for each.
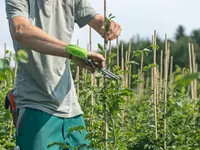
[0,25,200,150]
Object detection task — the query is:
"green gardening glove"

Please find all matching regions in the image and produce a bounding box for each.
[65,44,88,60]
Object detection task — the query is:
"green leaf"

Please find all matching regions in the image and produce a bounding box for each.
[133,50,142,57]
[143,48,151,56]
[109,16,116,20]
[0,58,9,70]
[107,53,117,60]
[126,61,139,66]
[68,126,85,134]
[132,74,138,79]
[98,43,105,52]
[143,64,157,72]
[0,71,6,80]
[150,44,160,50]
[14,50,28,63]
[174,73,200,87]
[5,50,9,54]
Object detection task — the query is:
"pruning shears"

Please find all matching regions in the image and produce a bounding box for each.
[87,59,120,80]
[65,44,120,80]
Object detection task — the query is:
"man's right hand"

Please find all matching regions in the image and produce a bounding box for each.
[72,51,106,73]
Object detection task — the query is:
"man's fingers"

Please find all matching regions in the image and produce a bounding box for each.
[99,60,106,68]
[106,22,121,41]
[88,52,105,62]
[85,65,95,73]
[79,63,95,73]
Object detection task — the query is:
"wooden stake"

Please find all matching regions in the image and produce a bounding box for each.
[188,43,194,99]
[121,43,124,84]
[108,41,112,67]
[129,65,132,89]
[164,36,170,150]
[160,50,163,93]
[169,56,173,92]
[125,51,129,88]
[196,63,198,97]
[76,40,80,96]
[89,27,95,128]
[191,44,197,99]
[156,66,160,105]
[153,31,158,141]
[138,53,144,103]
[128,41,132,89]
[151,67,154,91]
[121,43,125,124]
[4,43,6,58]
[104,0,108,148]
[116,38,119,66]
[146,76,150,90]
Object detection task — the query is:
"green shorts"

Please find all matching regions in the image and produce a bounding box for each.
[16,108,91,150]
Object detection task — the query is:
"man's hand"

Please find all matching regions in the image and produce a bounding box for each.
[104,20,121,41]
[72,51,106,73]
[88,14,122,41]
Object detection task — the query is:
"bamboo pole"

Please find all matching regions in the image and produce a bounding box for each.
[160,50,163,92]
[89,27,95,128]
[128,41,131,62]
[164,36,170,150]
[129,65,132,89]
[108,41,112,68]
[191,44,197,99]
[196,63,198,97]
[191,44,197,126]
[121,43,125,123]
[156,66,160,105]
[188,43,194,99]
[153,31,158,141]
[103,0,108,148]
[4,43,6,58]
[128,41,132,89]
[125,51,129,88]
[138,53,144,103]
[146,76,150,90]
[122,51,128,123]
[116,38,119,66]
[121,43,124,83]
[141,72,144,99]
[196,64,198,101]
[75,40,80,96]
[169,56,173,96]
[151,67,154,91]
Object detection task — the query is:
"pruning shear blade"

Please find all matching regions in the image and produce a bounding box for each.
[101,68,120,80]
[87,59,120,80]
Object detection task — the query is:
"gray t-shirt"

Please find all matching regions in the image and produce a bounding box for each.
[5,0,97,118]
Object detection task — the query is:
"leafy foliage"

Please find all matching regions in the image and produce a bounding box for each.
[1,25,200,150]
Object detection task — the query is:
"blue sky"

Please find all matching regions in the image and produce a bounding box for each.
[0,0,200,57]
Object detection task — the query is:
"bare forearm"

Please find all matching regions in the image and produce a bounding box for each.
[88,14,104,36]
[11,17,69,58]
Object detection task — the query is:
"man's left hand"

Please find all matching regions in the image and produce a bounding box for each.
[89,14,122,41]
[105,20,121,41]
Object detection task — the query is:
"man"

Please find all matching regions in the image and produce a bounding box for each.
[5,0,121,149]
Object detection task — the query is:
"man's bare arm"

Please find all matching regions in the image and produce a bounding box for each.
[88,14,121,41]
[10,16,70,58]
[10,16,105,72]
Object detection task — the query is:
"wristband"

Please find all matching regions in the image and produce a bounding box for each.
[65,44,88,60]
